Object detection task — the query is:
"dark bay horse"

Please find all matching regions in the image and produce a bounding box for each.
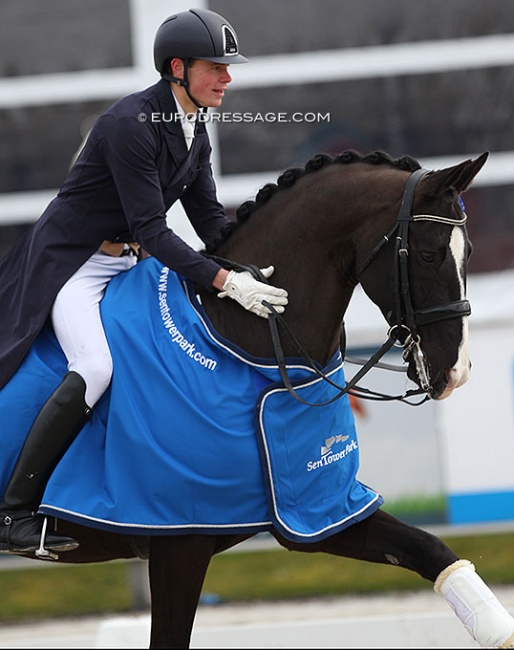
[11,150,514,649]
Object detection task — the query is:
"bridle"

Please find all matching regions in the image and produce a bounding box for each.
[207,167,471,407]
[353,167,471,400]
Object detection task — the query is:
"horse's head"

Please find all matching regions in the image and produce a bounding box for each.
[358,152,488,400]
[203,149,488,402]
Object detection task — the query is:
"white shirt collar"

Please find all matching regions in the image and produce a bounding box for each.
[172,91,197,124]
[172,91,196,149]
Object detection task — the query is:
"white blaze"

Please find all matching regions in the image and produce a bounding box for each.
[440,226,470,399]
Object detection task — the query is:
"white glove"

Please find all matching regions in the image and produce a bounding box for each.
[218,266,288,319]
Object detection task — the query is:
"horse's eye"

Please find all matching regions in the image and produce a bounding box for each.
[420,251,434,263]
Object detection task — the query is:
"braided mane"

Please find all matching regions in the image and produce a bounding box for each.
[206,149,421,253]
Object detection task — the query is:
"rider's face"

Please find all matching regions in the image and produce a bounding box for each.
[188,59,232,108]
[171,58,232,111]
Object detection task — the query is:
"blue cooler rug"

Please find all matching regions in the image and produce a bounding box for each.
[0,257,382,542]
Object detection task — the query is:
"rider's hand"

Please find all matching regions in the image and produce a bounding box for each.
[218,266,288,319]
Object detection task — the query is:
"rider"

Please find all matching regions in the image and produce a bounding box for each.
[0,8,288,555]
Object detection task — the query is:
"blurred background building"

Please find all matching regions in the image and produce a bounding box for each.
[2,0,514,271]
[1,0,513,525]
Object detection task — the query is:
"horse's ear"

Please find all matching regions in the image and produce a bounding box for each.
[424,152,489,195]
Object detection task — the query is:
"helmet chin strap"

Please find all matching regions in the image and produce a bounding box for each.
[162,58,205,110]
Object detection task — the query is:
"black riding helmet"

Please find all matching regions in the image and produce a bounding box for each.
[154,8,248,108]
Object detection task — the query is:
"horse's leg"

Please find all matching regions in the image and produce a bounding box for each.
[148,534,216,649]
[274,509,514,648]
[276,508,456,579]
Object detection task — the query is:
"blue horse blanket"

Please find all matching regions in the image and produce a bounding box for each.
[0,257,382,542]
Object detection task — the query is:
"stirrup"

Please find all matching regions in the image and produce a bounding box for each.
[35,517,59,561]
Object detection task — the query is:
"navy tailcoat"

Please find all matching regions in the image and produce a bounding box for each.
[0,79,230,389]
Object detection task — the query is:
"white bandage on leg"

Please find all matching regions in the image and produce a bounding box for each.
[434,559,514,648]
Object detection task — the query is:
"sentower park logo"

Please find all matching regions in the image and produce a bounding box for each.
[306,434,358,472]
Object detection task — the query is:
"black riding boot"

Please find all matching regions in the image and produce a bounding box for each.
[0,371,92,554]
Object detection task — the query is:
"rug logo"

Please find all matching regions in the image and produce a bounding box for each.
[306,434,357,472]
[158,267,218,371]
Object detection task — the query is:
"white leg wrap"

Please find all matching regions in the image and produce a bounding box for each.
[434,560,514,648]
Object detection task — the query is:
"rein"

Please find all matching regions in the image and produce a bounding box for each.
[264,301,410,406]
[206,167,471,407]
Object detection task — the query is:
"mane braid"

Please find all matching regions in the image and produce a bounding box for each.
[204,149,421,254]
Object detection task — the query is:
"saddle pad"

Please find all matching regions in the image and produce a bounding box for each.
[0,257,382,541]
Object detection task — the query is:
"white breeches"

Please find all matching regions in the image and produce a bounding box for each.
[51,250,137,407]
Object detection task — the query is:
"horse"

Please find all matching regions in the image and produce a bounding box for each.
[3,149,513,649]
